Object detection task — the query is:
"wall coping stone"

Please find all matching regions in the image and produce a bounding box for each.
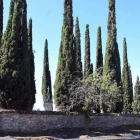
[0,111,140,117]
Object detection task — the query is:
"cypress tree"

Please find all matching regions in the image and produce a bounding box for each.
[95,26,103,76]
[54,27,64,108]
[73,35,76,69]
[84,24,90,78]
[54,0,73,110]
[102,0,121,113]
[1,0,14,49]
[132,76,140,113]
[95,27,103,113]
[74,17,82,78]
[21,0,32,110]
[0,0,3,41]
[89,63,93,76]
[0,0,31,110]
[103,0,121,85]
[122,38,132,113]
[42,40,52,104]
[128,65,133,104]
[28,18,36,109]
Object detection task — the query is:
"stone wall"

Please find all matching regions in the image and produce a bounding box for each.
[0,112,140,132]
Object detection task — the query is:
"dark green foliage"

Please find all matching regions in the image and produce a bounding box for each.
[94,26,103,112]
[42,40,52,104]
[103,0,121,85]
[54,30,64,108]
[0,0,3,41]
[122,38,132,113]
[28,18,36,109]
[84,24,90,78]
[74,17,82,78]
[95,26,103,76]
[73,34,75,70]
[128,65,133,104]
[132,76,140,113]
[115,42,121,85]
[0,0,31,110]
[89,63,93,76]
[54,0,74,110]
[102,0,121,113]
[110,0,121,85]
[2,0,14,50]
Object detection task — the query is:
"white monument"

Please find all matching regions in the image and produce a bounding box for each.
[44,87,53,111]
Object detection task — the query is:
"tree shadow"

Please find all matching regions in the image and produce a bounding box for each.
[0,125,140,139]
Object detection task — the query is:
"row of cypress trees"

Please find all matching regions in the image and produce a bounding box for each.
[0,0,53,110]
[54,0,138,113]
[0,0,36,110]
[0,0,139,113]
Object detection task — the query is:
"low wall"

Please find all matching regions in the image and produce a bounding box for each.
[0,112,140,132]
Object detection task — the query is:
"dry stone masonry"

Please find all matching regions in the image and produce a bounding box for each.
[0,112,140,133]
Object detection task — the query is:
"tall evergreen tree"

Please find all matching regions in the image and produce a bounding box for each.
[95,27,103,112]
[84,24,90,78]
[103,0,121,85]
[74,17,82,78]
[0,0,3,41]
[132,76,140,113]
[28,18,36,109]
[2,0,14,48]
[42,40,52,104]
[89,63,93,76]
[95,26,103,76]
[54,0,74,110]
[102,0,121,113]
[122,38,132,113]
[128,65,133,104]
[0,0,31,110]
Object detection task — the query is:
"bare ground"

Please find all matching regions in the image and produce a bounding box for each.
[1,125,140,139]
